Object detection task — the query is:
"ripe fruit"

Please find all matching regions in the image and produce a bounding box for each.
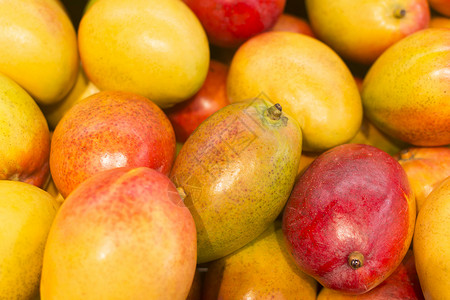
[203,222,318,299]
[305,0,430,64]
[183,0,286,48]
[170,99,302,263]
[271,13,316,37]
[78,0,209,108]
[283,144,415,294]
[413,176,450,300]
[165,60,230,143]
[428,0,450,16]
[396,147,450,212]
[0,73,50,187]
[362,28,450,146]
[227,31,362,152]
[40,167,197,300]
[0,180,58,299]
[429,16,450,28]
[50,90,175,198]
[41,67,100,129]
[317,250,424,299]
[0,0,79,104]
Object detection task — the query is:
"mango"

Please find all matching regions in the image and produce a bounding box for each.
[0,180,58,299]
[283,144,415,294]
[0,72,50,187]
[78,0,209,108]
[414,176,450,300]
[170,99,302,263]
[227,31,362,152]
[0,0,79,105]
[203,221,318,299]
[40,167,197,300]
[362,28,450,146]
[317,250,424,299]
[41,66,100,129]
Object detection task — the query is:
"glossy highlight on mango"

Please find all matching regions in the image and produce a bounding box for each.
[170,98,302,263]
[283,144,416,294]
[78,0,210,108]
[0,0,79,104]
[40,167,197,300]
[227,31,362,152]
[362,28,450,146]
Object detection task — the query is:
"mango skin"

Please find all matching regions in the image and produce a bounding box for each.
[317,250,424,300]
[203,222,318,300]
[41,66,100,129]
[413,176,450,300]
[0,180,58,300]
[40,167,197,300]
[227,31,362,152]
[429,16,450,29]
[0,0,79,105]
[283,144,416,294]
[305,0,430,65]
[396,147,450,213]
[362,28,450,146]
[428,0,450,17]
[50,91,176,198]
[78,0,210,108]
[170,99,302,263]
[0,73,50,187]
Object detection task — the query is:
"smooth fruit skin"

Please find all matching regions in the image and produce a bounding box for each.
[41,66,100,129]
[306,0,429,65]
[40,167,197,300]
[317,250,424,300]
[50,91,175,198]
[282,144,416,294]
[0,180,58,299]
[396,147,450,213]
[183,0,286,48]
[165,60,230,143]
[0,73,50,187]
[429,16,450,28]
[170,99,302,263]
[203,222,318,299]
[271,13,316,37]
[413,176,450,300]
[362,28,450,146]
[428,0,450,16]
[0,0,79,105]
[78,0,209,108]
[227,31,362,152]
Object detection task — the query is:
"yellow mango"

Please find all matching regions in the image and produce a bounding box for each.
[0,180,58,299]
[0,0,79,105]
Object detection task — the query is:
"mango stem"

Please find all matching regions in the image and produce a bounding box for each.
[393,7,406,18]
[267,103,283,121]
[348,251,364,269]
